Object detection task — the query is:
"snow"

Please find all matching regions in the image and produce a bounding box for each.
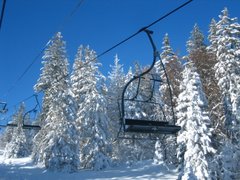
[0,155,178,180]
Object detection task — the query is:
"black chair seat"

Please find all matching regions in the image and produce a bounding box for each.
[6,123,41,130]
[6,123,17,127]
[125,124,181,134]
[23,124,41,130]
[125,119,169,126]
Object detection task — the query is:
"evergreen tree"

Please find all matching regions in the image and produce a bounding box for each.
[176,62,215,180]
[4,103,31,158]
[33,32,80,172]
[153,139,165,165]
[0,123,14,149]
[187,23,224,148]
[214,7,240,139]
[70,45,85,112]
[107,54,125,134]
[154,33,182,166]
[157,33,183,103]
[107,54,127,163]
[205,19,226,142]
[41,95,80,172]
[208,19,218,53]
[212,8,240,179]
[73,46,111,170]
[187,24,205,53]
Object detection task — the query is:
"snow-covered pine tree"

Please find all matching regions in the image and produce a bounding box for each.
[186,24,211,89]
[187,23,224,151]
[156,33,182,104]
[187,24,205,53]
[4,103,31,158]
[214,7,240,139]
[107,54,125,136]
[42,93,80,172]
[0,121,14,149]
[70,45,84,113]
[208,19,218,54]
[33,32,80,172]
[73,46,111,170]
[154,33,182,166]
[153,139,166,165]
[206,19,226,142]
[176,62,215,180]
[107,54,127,164]
[212,8,240,179]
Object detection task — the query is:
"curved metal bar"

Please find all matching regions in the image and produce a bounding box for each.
[129,75,142,100]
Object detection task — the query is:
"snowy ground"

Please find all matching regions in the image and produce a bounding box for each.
[0,155,178,180]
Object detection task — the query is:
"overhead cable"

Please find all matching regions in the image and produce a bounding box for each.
[0,0,6,30]
[96,0,194,59]
[3,0,85,97]
[3,0,193,110]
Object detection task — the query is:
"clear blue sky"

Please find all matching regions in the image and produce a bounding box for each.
[0,0,239,119]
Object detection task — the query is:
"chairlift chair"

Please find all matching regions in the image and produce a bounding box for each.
[118,29,180,139]
[6,94,41,130]
[0,101,8,113]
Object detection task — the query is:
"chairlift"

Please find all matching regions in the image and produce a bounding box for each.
[118,29,181,139]
[22,94,41,130]
[0,101,8,113]
[6,94,41,130]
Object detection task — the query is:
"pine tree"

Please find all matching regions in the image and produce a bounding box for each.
[208,19,218,53]
[205,19,226,144]
[153,139,165,165]
[73,46,111,170]
[107,54,127,164]
[42,95,80,172]
[70,45,85,112]
[154,33,182,166]
[107,54,125,137]
[214,7,240,139]
[0,123,14,149]
[176,62,215,180]
[212,8,240,179]
[4,103,31,158]
[157,33,183,103]
[187,24,205,53]
[187,23,224,150]
[33,32,80,172]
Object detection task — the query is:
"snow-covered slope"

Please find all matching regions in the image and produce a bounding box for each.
[0,155,177,180]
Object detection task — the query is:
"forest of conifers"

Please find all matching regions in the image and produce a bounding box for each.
[0,7,240,180]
